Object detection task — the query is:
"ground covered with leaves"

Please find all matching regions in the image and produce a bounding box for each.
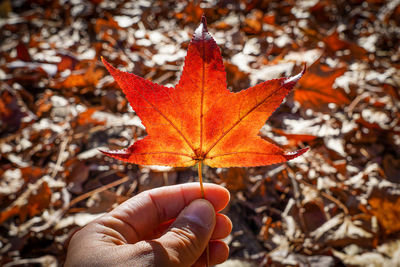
[1,0,400,266]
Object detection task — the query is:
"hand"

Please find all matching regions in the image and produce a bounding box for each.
[65,183,232,267]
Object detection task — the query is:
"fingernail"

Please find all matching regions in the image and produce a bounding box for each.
[183,199,214,228]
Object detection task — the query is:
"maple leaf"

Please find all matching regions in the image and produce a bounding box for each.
[101,16,308,168]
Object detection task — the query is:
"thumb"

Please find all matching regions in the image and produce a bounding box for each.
[156,199,216,266]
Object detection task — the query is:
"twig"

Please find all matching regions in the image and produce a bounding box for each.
[284,168,308,234]
[286,166,349,215]
[68,176,130,208]
[346,92,366,116]
[299,179,349,215]
[33,176,131,232]
[50,134,70,179]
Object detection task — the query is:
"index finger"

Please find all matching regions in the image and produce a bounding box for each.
[101,183,229,243]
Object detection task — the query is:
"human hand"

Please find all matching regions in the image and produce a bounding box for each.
[65,183,232,267]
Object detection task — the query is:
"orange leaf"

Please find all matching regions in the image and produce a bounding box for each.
[55,61,104,89]
[101,16,308,168]
[217,168,247,191]
[76,107,105,126]
[294,61,350,110]
[323,31,368,60]
[369,194,400,235]
[0,182,51,224]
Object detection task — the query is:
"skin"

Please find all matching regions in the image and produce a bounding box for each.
[65,183,232,267]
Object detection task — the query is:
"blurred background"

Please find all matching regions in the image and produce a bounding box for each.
[0,0,399,266]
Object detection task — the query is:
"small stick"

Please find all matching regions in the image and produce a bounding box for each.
[298,179,349,215]
[287,166,349,215]
[286,170,307,234]
[68,176,129,208]
[198,161,209,267]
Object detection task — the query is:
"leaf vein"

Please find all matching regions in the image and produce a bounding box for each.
[122,77,196,154]
[204,79,286,157]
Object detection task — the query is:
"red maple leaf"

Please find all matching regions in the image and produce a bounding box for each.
[101,16,308,168]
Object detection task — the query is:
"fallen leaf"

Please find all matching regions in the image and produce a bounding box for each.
[57,54,78,72]
[324,31,347,50]
[66,160,90,194]
[263,14,275,25]
[75,107,106,127]
[294,60,349,110]
[323,31,368,60]
[224,62,250,92]
[94,15,121,45]
[369,189,400,235]
[101,16,307,167]
[174,2,203,24]
[0,89,24,134]
[243,10,264,34]
[382,155,400,183]
[25,182,52,219]
[16,42,32,62]
[0,182,51,224]
[54,61,104,90]
[217,168,247,191]
[34,90,53,117]
[21,167,44,183]
[302,200,327,232]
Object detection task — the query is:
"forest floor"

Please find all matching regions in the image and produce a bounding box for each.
[1,0,400,266]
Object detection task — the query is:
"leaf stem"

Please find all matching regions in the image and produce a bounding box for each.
[197,161,209,266]
[198,161,205,198]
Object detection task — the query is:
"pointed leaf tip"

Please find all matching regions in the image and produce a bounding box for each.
[283,64,307,88]
[284,147,309,160]
[201,14,208,31]
[101,57,120,76]
[194,15,210,41]
[101,56,110,69]
[299,63,307,77]
[99,148,131,160]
